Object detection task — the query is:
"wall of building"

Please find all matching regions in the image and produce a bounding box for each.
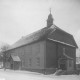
[46,40,57,68]
[46,39,76,70]
[57,43,75,59]
[10,41,46,70]
[57,43,76,70]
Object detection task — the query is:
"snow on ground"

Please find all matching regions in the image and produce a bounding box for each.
[0,69,80,80]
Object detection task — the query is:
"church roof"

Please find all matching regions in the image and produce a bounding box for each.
[6,24,77,51]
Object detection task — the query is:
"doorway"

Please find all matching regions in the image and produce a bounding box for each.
[67,59,74,71]
[59,63,66,70]
[58,58,67,70]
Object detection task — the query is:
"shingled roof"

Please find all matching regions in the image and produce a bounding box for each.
[7,25,77,51]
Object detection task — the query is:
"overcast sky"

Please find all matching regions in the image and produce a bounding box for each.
[0,0,80,48]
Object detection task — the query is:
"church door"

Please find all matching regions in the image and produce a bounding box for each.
[58,58,67,70]
[67,59,74,71]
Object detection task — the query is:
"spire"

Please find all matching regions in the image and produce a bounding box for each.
[47,8,54,27]
[50,8,51,14]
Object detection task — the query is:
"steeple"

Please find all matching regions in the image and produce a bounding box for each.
[47,8,54,27]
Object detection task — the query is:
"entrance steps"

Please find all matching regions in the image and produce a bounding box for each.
[54,69,80,75]
[54,69,64,75]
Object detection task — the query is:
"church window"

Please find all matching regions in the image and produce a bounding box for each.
[36,57,40,66]
[69,60,73,67]
[29,58,32,66]
[35,44,40,54]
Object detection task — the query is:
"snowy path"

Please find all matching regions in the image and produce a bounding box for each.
[0,69,80,80]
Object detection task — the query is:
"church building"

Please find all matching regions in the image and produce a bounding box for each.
[3,11,78,74]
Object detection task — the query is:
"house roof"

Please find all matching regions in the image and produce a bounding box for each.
[6,25,78,51]
[11,55,21,61]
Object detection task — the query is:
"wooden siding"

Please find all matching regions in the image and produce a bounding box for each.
[57,44,75,58]
[57,43,76,69]
[46,40,57,68]
[46,40,76,70]
[10,41,45,70]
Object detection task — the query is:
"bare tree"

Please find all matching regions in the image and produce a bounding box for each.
[0,44,10,69]
[1,44,10,52]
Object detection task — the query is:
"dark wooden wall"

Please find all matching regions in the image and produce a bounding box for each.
[57,43,76,69]
[46,39,76,70]
[57,44,76,59]
[46,40,57,68]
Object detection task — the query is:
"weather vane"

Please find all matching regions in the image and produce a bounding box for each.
[49,8,51,14]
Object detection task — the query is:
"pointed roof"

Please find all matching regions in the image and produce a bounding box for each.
[5,25,77,51]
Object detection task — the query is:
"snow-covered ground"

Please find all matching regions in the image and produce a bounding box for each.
[0,69,80,80]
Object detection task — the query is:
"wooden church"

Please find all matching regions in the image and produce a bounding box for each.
[3,11,78,74]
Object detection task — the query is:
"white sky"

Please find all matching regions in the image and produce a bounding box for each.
[0,0,80,47]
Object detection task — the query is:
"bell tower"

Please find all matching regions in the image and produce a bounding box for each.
[47,8,54,27]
